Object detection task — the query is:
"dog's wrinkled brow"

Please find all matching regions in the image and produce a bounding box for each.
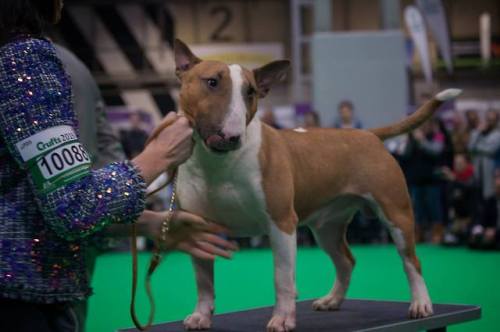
[200,70,224,80]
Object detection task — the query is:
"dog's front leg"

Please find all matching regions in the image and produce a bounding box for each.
[183,257,214,330]
[267,223,297,332]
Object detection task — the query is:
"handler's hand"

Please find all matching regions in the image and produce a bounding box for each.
[149,113,194,170]
[145,210,238,260]
[133,113,194,184]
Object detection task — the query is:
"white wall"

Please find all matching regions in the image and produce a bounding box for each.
[312,31,409,128]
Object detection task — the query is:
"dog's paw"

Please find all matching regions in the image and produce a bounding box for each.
[266,314,296,332]
[312,296,342,311]
[183,312,212,330]
[409,299,433,319]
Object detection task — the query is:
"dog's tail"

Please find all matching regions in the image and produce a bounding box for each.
[369,89,462,140]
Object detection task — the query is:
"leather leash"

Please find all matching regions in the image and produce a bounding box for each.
[129,114,181,331]
[130,173,177,331]
[130,222,158,331]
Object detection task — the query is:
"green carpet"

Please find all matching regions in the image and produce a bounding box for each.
[87,245,500,332]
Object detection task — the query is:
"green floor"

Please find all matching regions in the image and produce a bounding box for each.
[87,245,500,332]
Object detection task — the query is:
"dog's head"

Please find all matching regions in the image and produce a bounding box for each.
[174,39,289,153]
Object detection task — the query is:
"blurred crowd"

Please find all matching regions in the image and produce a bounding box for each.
[390,107,500,250]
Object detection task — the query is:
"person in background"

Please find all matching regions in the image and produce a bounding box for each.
[260,107,281,129]
[441,154,475,245]
[333,100,362,129]
[120,111,150,159]
[468,110,500,249]
[303,111,320,128]
[465,109,480,132]
[451,109,480,154]
[54,45,123,169]
[437,118,455,228]
[401,118,445,243]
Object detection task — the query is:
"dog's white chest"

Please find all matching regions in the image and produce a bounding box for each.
[177,120,272,236]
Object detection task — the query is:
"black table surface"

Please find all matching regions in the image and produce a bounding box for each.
[118,299,481,332]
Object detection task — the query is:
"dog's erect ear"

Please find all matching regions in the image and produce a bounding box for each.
[174,39,201,78]
[253,60,290,98]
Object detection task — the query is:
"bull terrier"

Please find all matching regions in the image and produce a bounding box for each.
[166,39,461,332]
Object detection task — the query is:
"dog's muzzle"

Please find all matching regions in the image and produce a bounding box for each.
[205,133,241,153]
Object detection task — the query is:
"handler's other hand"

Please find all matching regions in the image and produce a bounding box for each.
[149,210,238,260]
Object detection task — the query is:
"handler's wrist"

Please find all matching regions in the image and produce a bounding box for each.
[132,151,168,185]
[134,219,152,238]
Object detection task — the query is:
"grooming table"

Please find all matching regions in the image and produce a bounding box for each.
[118,299,481,332]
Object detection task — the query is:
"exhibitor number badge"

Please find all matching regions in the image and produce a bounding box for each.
[37,142,90,179]
[15,125,92,193]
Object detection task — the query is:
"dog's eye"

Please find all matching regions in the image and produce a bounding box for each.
[247,87,256,98]
[206,78,218,88]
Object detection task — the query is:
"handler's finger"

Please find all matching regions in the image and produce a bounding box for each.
[196,241,233,259]
[200,233,239,251]
[146,112,179,144]
[202,222,231,234]
[176,213,230,234]
[162,111,178,124]
[177,242,205,258]
[174,211,208,227]
[184,246,216,261]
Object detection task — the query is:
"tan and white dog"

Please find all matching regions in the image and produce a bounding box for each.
[170,39,460,332]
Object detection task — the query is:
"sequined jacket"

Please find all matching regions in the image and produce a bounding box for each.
[0,37,146,303]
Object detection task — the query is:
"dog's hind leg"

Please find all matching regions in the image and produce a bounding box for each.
[371,196,433,319]
[183,258,215,330]
[310,216,355,311]
[388,217,433,318]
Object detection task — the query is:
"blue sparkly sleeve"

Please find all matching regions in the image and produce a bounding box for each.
[0,38,146,240]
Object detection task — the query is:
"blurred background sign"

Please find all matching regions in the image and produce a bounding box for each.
[417,0,454,74]
[405,5,433,84]
[191,43,284,69]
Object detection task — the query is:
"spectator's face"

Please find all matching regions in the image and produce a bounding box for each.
[485,111,498,130]
[454,155,467,172]
[304,113,318,128]
[465,111,479,128]
[421,120,434,134]
[129,113,141,128]
[452,112,464,129]
[339,106,353,124]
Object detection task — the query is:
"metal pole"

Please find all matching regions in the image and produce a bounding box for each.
[290,0,303,102]
[314,0,332,32]
[380,0,401,29]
